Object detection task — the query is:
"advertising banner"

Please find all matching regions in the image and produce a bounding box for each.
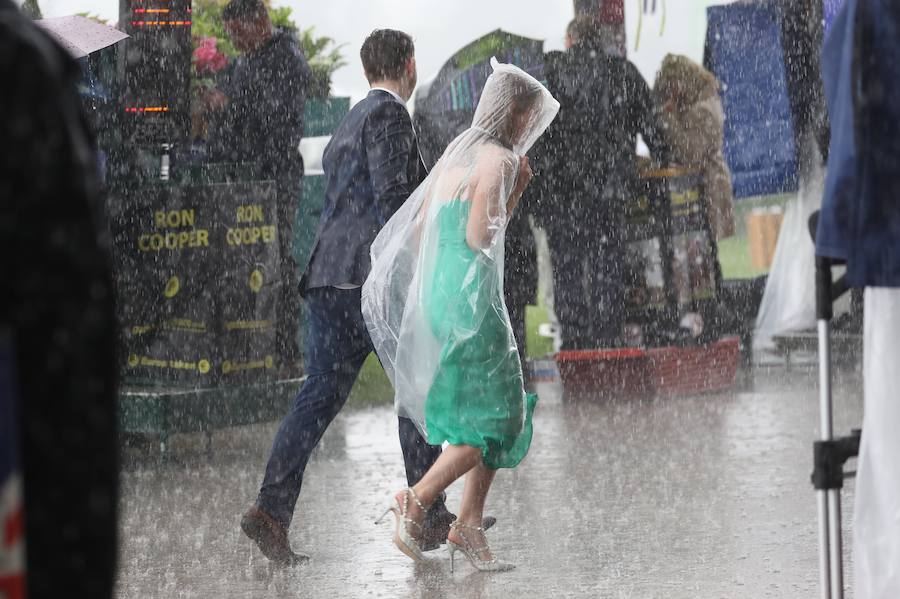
[111,180,279,386]
[112,185,217,384]
[214,182,279,383]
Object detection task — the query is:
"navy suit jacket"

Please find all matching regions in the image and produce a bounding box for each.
[302,90,426,291]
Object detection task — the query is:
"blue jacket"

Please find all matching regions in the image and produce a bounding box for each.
[817,0,900,287]
[302,90,426,290]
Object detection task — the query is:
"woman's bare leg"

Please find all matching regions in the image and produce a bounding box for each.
[400,444,482,530]
[449,462,497,561]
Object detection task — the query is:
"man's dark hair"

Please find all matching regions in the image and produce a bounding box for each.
[222,0,267,21]
[360,29,415,83]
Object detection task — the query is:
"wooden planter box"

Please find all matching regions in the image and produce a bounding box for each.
[555,337,740,399]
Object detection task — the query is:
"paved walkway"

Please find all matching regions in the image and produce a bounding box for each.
[115,366,864,598]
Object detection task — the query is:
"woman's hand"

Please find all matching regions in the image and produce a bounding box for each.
[514,156,533,196]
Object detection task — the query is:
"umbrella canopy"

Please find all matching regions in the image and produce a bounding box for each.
[36,16,128,59]
[413,29,546,166]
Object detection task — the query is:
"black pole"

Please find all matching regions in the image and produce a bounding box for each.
[816,257,834,322]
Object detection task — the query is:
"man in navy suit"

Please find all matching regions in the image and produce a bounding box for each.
[241,29,490,565]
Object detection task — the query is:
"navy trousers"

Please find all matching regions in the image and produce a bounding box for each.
[257,286,443,529]
[550,227,625,349]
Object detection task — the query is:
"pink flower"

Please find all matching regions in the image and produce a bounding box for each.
[193,37,228,75]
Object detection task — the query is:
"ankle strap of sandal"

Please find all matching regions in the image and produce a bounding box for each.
[405,487,429,512]
[397,489,426,532]
[451,520,484,532]
[449,521,491,556]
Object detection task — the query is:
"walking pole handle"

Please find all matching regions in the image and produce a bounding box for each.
[816,256,834,322]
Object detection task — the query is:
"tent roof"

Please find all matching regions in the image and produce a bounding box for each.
[449,29,544,70]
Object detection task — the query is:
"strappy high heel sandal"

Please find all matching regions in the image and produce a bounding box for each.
[446,520,514,573]
[375,488,427,561]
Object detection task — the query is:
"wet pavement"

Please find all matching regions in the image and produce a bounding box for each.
[115,364,864,598]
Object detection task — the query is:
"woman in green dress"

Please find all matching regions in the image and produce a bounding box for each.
[363,58,558,572]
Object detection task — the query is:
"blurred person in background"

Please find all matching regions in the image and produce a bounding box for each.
[534,16,668,349]
[0,1,119,597]
[653,54,735,240]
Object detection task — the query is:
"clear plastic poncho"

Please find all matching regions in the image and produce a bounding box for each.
[362,58,559,436]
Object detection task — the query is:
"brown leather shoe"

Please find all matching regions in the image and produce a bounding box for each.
[240,505,309,566]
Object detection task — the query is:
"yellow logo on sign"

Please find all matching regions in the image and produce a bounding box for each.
[249,270,264,293]
[198,359,211,374]
[164,276,180,298]
[670,188,700,206]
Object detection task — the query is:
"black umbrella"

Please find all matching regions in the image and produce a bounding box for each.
[413,29,547,167]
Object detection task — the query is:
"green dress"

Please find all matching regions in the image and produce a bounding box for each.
[423,198,537,469]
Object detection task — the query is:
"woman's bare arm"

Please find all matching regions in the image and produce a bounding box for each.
[465,150,521,251]
[466,175,497,251]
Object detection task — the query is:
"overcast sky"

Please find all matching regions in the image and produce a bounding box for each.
[29,0,729,101]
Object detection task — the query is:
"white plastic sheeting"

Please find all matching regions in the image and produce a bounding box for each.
[854,288,900,599]
[753,157,825,352]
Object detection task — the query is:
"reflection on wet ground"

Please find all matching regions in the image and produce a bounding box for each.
[115,365,864,598]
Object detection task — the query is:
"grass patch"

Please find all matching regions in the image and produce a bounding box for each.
[526,304,554,358]
[718,235,769,280]
[347,353,394,407]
